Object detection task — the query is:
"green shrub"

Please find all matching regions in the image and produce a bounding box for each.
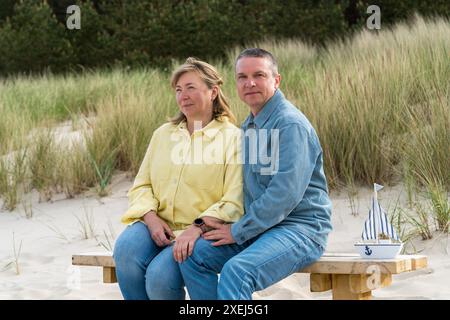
[0,0,74,75]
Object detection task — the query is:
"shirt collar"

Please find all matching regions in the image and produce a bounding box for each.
[174,117,227,140]
[242,89,285,129]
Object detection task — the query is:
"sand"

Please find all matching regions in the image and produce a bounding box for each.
[1,176,449,300]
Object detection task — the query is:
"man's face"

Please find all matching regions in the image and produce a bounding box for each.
[235,57,281,114]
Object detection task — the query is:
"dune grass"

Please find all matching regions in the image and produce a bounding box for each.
[75,205,96,240]
[0,149,28,211]
[28,128,60,202]
[0,16,448,237]
[57,140,96,199]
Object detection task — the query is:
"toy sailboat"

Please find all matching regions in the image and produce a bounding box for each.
[354,183,403,259]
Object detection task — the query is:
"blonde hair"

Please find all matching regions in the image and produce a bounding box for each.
[170,57,236,125]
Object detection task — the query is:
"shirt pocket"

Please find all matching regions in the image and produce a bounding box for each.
[183,164,223,191]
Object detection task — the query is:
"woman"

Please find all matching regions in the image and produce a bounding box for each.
[113,58,243,300]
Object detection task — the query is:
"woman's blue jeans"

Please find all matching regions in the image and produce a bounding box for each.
[113,222,185,300]
[179,225,324,300]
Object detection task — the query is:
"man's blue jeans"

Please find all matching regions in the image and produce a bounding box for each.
[113,222,185,300]
[179,225,324,300]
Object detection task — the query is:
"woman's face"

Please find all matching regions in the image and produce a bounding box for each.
[175,71,217,123]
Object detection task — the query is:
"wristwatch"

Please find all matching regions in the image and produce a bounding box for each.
[193,218,209,233]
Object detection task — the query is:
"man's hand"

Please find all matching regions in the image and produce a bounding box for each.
[173,226,202,263]
[202,220,236,246]
[143,211,175,247]
[202,216,224,228]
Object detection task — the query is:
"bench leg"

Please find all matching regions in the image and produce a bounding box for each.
[310,273,332,292]
[332,274,372,300]
[330,273,392,300]
[103,267,117,283]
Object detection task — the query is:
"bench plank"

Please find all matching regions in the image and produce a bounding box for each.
[72,252,115,267]
[348,273,392,293]
[72,252,427,272]
[299,254,427,274]
[411,255,428,270]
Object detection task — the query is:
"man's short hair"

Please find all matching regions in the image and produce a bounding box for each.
[235,48,279,76]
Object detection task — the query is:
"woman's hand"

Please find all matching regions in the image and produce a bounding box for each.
[143,211,175,247]
[173,226,202,263]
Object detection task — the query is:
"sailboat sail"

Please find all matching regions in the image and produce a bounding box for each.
[361,184,400,241]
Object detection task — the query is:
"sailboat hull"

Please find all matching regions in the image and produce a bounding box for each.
[354,242,403,259]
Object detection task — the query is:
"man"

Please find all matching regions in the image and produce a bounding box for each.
[179,48,332,300]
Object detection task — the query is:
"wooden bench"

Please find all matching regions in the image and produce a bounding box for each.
[300,253,427,299]
[72,252,428,300]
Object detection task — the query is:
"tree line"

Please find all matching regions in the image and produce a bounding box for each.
[0,0,449,75]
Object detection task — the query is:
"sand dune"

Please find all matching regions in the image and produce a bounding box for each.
[1,177,449,300]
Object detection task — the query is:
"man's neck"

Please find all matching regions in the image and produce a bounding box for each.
[250,91,278,117]
[250,105,264,117]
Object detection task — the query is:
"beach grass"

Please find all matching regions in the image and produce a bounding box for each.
[75,205,96,240]
[28,128,59,202]
[0,15,448,241]
[11,232,23,275]
[57,140,96,199]
[0,149,28,211]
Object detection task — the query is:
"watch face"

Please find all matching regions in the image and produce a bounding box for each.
[194,218,204,225]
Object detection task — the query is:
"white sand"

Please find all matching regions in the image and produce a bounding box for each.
[1,177,449,300]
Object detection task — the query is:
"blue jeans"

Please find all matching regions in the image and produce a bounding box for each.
[179,225,324,300]
[113,222,185,300]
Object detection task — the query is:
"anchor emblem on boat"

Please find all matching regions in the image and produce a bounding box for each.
[364,246,372,255]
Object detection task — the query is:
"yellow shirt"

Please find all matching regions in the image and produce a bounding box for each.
[121,117,244,237]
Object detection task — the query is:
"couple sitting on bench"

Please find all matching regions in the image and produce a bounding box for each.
[113,48,332,300]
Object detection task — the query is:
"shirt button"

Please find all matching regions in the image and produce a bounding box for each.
[169,201,173,206]
[173,178,177,184]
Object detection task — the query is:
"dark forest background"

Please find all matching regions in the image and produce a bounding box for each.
[0,0,449,75]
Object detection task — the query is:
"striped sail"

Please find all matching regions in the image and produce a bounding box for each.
[361,184,400,241]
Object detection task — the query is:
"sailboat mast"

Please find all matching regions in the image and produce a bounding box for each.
[374,184,381,244]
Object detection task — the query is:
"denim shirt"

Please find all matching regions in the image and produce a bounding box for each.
[231,90,333,248]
